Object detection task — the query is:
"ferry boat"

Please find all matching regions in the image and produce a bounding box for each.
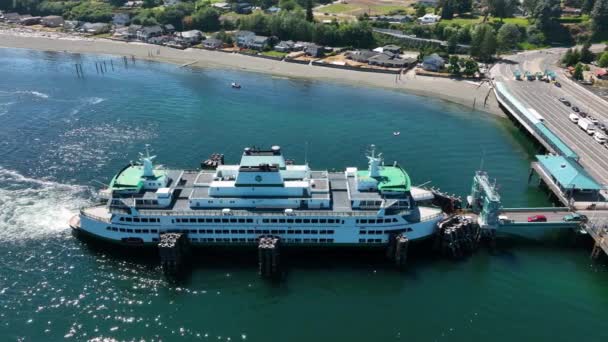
[70,145,444,247]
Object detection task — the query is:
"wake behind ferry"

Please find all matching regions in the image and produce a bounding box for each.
[70,145,445,247]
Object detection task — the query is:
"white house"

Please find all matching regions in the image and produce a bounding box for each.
[417,13,441,24]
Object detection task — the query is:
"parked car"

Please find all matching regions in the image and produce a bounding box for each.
[569,113,580,123]
[563,213,588,222]
[579,111,588,118]
[559,97,571,106]
[499,215,514,224]
[528,215,547,222]
[572,106,580,112]
[555,82,561,87]
[589,116,599,124]
[594,132,606,144]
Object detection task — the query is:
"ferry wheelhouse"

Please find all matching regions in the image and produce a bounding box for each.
[71,145,444,246]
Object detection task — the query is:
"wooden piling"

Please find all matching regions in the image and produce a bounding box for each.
[158,233,190,275]
[591,241,603,260]
[258,236,281,278]
[394,234,409,269]
[95,62,99,74]
[110,60,114,71]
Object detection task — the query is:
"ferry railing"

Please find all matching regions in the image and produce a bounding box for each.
[131,208,413,218]
[80,206,112,223]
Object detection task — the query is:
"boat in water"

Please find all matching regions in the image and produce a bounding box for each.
[70,145,444,247]
[231,82,241,89]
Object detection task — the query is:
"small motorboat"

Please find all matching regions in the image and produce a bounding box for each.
[393,131,401,136]
[231,82,241,89]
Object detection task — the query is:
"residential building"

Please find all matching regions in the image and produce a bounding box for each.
[20,16,41,25]
[212,2,232,10]
[345,50,379,63]
[202,38,223,49]
[178,30,204,45]
[274,40,294,52]
[41,15,64,27]
[265,6,281,14]
[235,30,256,46]
[123,0,144,8]
[137,25,163,42]
[81,22,111,35]
[2,12,21,23]
[380,44,401,54]
[422,53,445,71]
[235,2,253,14]
[305,44,324,57]
[63,20,81,31]
[164,24,175,34]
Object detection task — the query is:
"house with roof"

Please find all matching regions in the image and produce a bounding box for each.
[535,155,601,200]
[245,35,270,50]
[422,53,445,71]
[234,2,253,14]
[266,6,281,14]
[2,12,21,23]
[41,15,64,27]
[164,24,176,34]
[212,2,232,10]
[274,40,294,52]
[81,22,111,34]
[63,20,81,31]
[304,44,324,57]
[345,50,379,64]
[20,16,41,25]
[235,30,256,46]
[137,25,163,42]
[178,30,204,45]
[379,44,401,54]
[202,38,223,49]
[595,68,607,80]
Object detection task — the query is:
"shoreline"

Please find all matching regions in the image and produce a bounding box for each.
[0,30,504,117]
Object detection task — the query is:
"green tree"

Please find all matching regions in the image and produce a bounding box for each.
[591,0,608,37]
[470,24,496,62]
[522,0,539,14]
[497,23,521,51]
[562,48,573,65]
[580,42,595,63]
[279,0,297,11]
[448,55,461,74]
[68,1,113,22]
[306,0,313,22]
[192,6,220,32]
[573,62,584,80]
[455,0,472,14]
[488,0,517,20]
[415,4,427,17]
[462,59,479,76]
[158,3,194,30]
[441,0,455,19]
[598,51,608,67]
[532,0,561,32]
[143,0,162,9]
[447,34,458,53]
[582,0,595,13]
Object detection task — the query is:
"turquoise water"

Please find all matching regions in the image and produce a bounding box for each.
[0,48,607,341]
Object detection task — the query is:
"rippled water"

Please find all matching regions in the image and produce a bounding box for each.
[1,48,607,341]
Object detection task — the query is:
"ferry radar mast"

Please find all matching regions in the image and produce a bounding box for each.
[140,144,157,178]
[367,144,383,177]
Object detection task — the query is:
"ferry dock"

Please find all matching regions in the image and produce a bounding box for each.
[492,71,608,261]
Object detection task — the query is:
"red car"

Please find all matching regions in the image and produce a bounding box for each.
[528,215,547,222]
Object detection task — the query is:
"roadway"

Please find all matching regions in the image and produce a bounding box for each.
[491,48,608,186]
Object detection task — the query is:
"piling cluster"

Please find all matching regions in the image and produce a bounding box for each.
[201,153,225,169]
[258,236,281,278]
[434,215,481,258]
[386,233,410,269]
[158,233,190,275]
[430,188,462,214]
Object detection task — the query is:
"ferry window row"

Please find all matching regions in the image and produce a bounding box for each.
[119,217,160,223]
[107,227,159,234]
[174,218,254,224]
[189,237,335,243]
[261,218,343,224]
[359,239,383,243]
[359,228,413,235]
[356,218,399,224]
[135,199,159,206]
[186,229,335,235]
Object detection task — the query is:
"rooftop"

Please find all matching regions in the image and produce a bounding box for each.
[536,155,601,191]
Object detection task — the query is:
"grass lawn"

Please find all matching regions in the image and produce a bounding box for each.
[92,33,112,38]
[518,41,549,50]
[440,16,530,27]
[261,50,287,58]
[319,3,360,14]
[368,5,409,15]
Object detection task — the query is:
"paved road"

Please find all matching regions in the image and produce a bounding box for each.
[491,49,608,185]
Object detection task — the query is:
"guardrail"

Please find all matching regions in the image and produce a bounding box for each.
[80,206,111,223]
[502,207,570,212]
[134,208,412,218]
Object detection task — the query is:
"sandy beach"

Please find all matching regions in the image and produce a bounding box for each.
[0,28,503,116]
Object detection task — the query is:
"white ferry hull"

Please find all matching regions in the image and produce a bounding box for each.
[72,210,444,247]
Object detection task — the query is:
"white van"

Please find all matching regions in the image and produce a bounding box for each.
[569,113,580,123]
[594,132,607,144]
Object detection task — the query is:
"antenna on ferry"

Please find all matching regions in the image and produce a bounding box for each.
[304,141,309,165]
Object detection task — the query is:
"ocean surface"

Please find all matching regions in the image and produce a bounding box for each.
[0,47,607,341]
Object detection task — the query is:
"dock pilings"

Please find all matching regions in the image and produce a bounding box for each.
[258,236,281,278]
[435,215,482,258]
